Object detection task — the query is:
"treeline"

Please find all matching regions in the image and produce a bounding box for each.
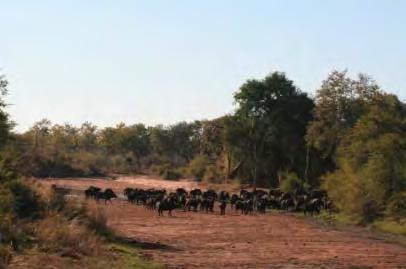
[1,70,405,222]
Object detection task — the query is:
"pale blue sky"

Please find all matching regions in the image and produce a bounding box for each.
[1,1,405,132]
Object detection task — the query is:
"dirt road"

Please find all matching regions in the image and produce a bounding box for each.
[44,177,406,269]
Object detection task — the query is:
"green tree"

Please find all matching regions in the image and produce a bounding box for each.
[0,74,15,182]
[120,124,150,171]
[307,70,380,161]
[78,122,98,152]
[323,93,406,221]
[149,122,201,166]
[0,75,13,149]
[227,72,314,186]
[149,125,171,157]
[200,118,225,160]
[168,121,202,163]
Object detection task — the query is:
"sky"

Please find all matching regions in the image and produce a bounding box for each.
[1,1,405,132]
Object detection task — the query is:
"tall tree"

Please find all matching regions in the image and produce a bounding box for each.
[0,74,15,182]
[168,121,202,163]
[0,75,14,149]
[78,122,98,152]
[227,72,314,186]
[323,93,406,220]
[307,70,380,161]
[120,124,150,170]
[200,118,227,165]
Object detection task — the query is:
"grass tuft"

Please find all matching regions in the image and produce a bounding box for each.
[372,219,406,236]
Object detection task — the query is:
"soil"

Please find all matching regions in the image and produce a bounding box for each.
[41,176,406,269]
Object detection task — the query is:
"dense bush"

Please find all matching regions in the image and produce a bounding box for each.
[81,202,113,239]
[386,192,406,218]
[163,169,182,181]
[0,183,118,266]
[280,172,308,194]
[323,93,406,222]
[0,213,23,253]
[188,155,209,181]
[0,244,11,265]
[150,163,183,180]
[2,180,41,219]
[32,213,103,256]
[0,181,41,264]
[203,165,223,183]
[150,163,171,177]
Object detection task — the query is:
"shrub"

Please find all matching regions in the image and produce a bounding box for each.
[0,244,11,266]
[2,180,41,219]
[361,200,382,223]
[203,165,222,183]
[0,157,17,183]
[109,153,137,174]
[323,157,390,222]
[33,213,102,257]
[150,163,182,180]
[150,163,171,176]
[163,170,182,181]
[0,187,14,216]
[71,151,107,176]
[0,212,29,254]
[280,172,308,194]
[48,189,66,212]
[188,155,209,181]
[176,166,189,177]
[386,192,406,218]
[81,202,113,239]
[372,219,406,236]
[0,214,15,250]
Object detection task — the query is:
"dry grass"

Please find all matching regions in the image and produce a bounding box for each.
[9,244,163,269]
[31,212,103,257]
[11,185,160,267]
[372,218,406,236]
[0,245,12,267]
[6,181,162,268]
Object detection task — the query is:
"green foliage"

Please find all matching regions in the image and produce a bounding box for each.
[280,172,308,194]
[0,180,41,219]
[225,72,314,186]
[106,243,164,269]
[200,119,225,159]
[0,244,11,265]
[203,165,223,183]
[0,179,41,263]
[188,155,209,181]
[0,211,29,251]
[99,123,150,170]
[150,163,182,180]
[0,75,14,149]
[149,122,201,166]
[150,163,171,177]
[323,92,406,222]
[6,119,205,178]
[307,71,379,159]
[386,192,406,218]
[163,169,182,181]
[372,219,406,236]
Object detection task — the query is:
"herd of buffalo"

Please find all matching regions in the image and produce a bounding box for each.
[84,185,333,217]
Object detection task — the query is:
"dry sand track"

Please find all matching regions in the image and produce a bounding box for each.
[43,177,406,269]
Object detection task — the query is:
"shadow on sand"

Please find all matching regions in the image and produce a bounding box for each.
[116,236,181,251]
